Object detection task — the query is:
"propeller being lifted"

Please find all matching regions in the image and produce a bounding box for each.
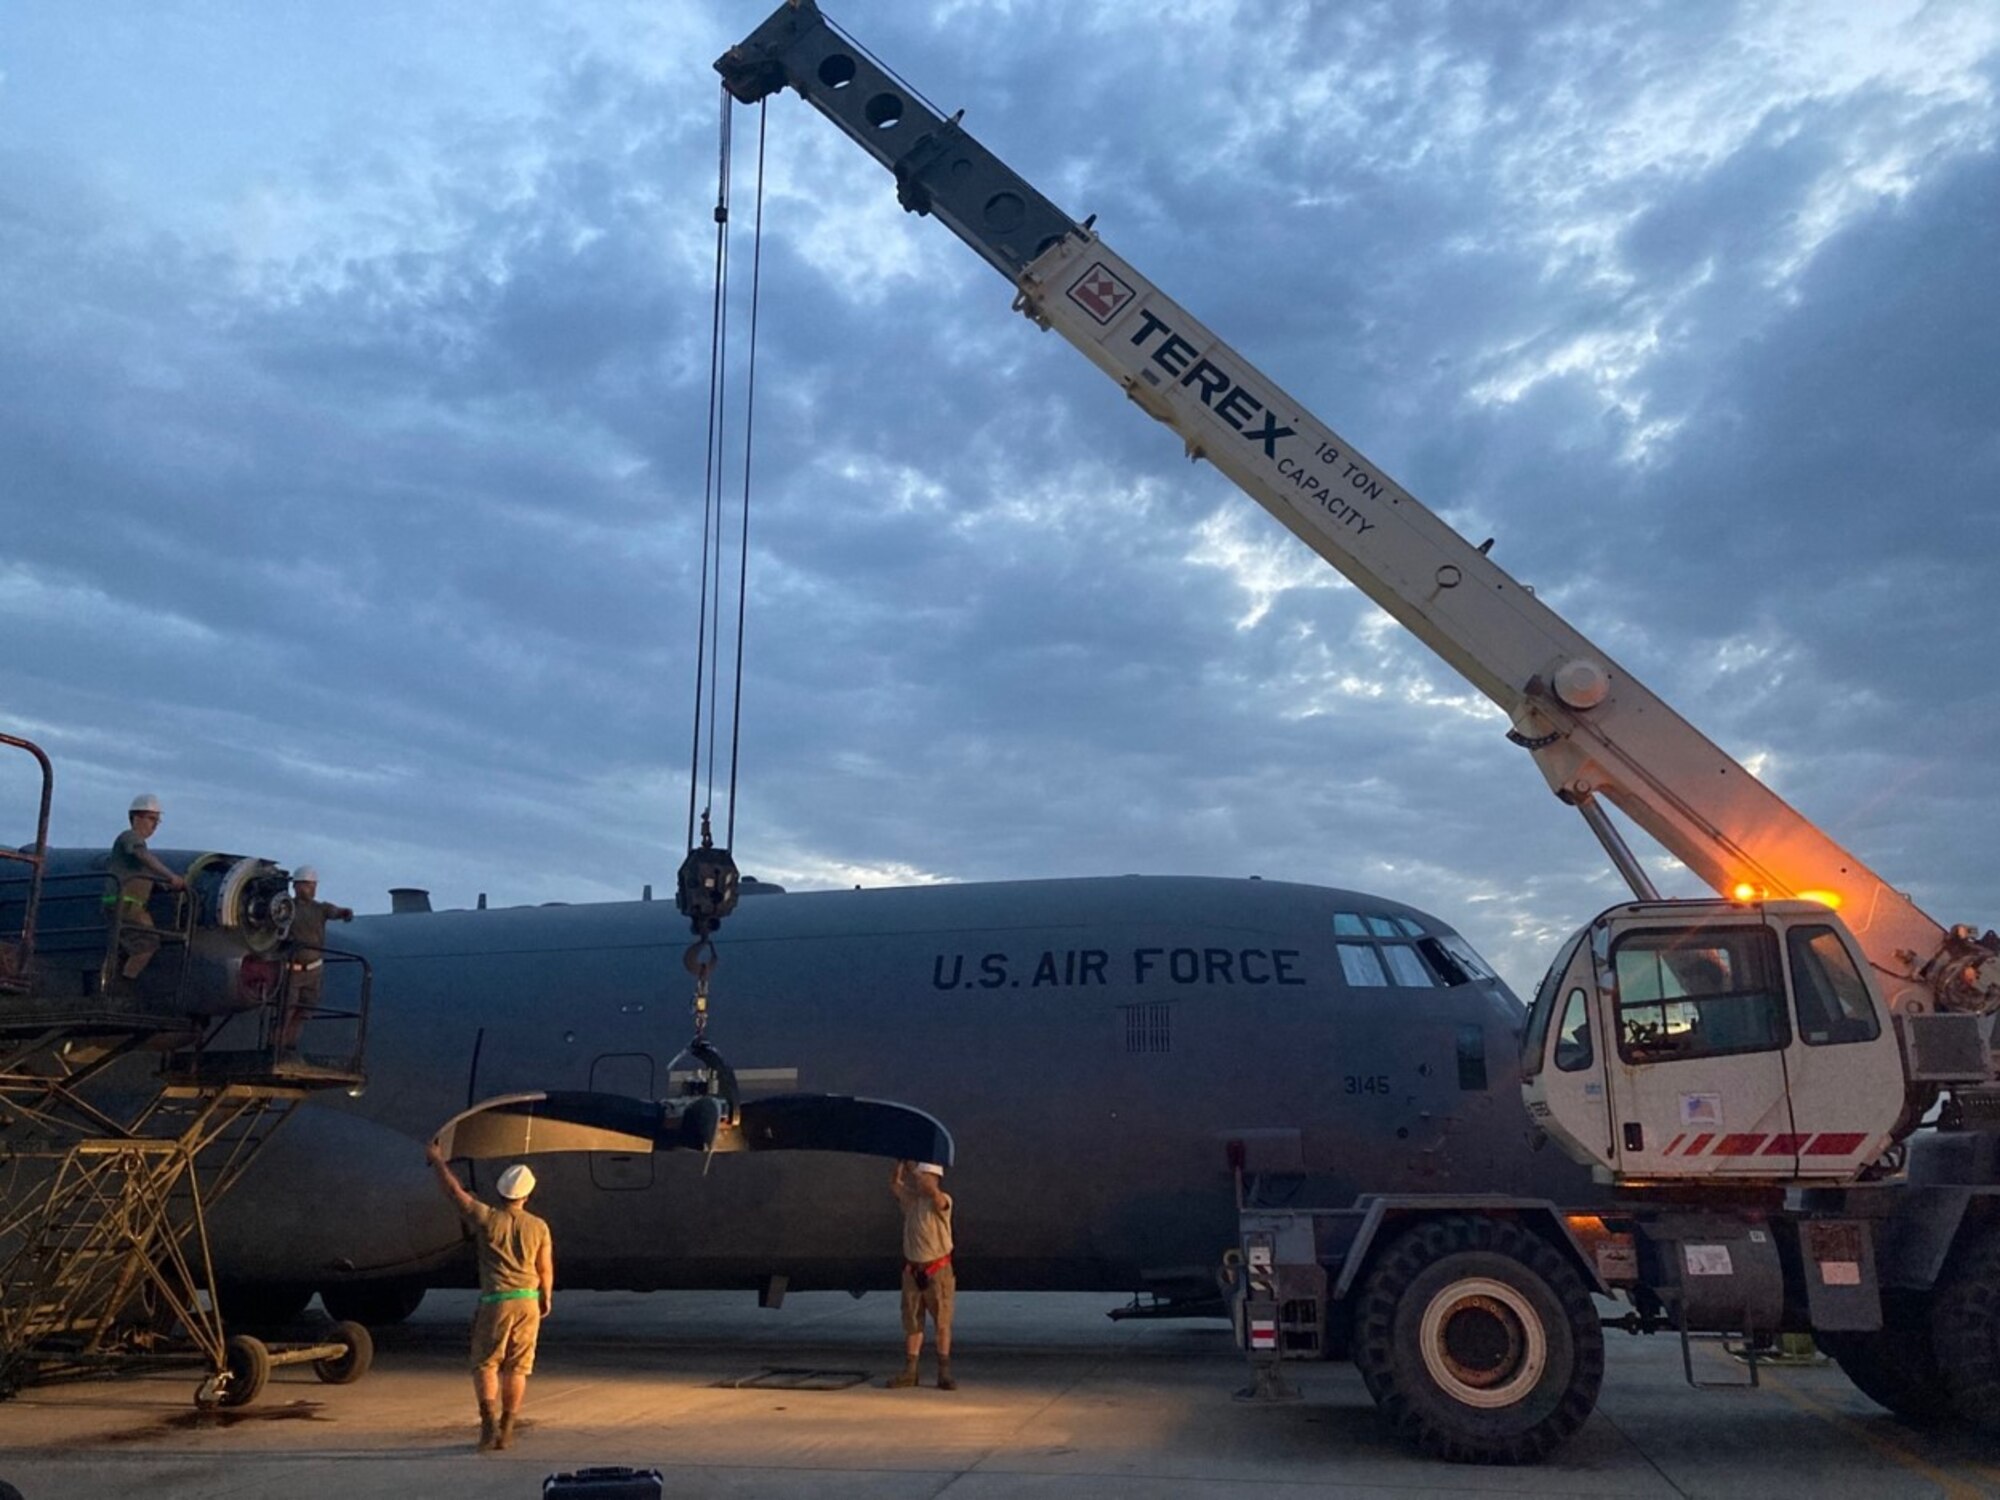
[430,1088,954,1170]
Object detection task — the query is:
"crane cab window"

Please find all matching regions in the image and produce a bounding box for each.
[1553,988,1594,1072]
[1787,925,1881,1046]
[1612,927,1789,1063]
[1522,928,1589,1078]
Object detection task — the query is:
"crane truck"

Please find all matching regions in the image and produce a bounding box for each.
[715,1,2000,1463]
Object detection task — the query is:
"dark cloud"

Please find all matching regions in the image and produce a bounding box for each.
[0,1,1994,996]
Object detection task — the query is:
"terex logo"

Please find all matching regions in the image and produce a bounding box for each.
[1126,309,1297,460]
[1066,262,1135,324]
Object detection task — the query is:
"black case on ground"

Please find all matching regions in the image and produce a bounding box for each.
[542,1466,665,1499]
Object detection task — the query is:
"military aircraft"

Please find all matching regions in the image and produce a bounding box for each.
[179,869,1592,1327]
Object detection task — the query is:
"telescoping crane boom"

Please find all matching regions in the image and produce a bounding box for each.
[718,0,2000,1464]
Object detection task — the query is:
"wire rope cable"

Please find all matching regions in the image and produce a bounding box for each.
[724,101,768,850]
[688,86,734,851]
[686,87,768,864]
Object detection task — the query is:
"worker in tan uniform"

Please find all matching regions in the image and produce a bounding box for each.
[426,1143,555,1451]
[103,794,185,986]
[274,865,353,1054]
[889,1159,955,1389]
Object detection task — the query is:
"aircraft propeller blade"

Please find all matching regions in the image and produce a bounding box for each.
[431,1090,951,1166]
[734,1094,953,1166]
[430,1090,659,1160]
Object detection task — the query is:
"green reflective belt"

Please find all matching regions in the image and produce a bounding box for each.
[101,893,147,908]
[480,1288,539,1304]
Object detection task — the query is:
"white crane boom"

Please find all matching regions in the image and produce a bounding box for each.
[716,0,1998,1020]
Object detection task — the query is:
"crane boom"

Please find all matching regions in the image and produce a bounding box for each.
[716,1,1997,1017]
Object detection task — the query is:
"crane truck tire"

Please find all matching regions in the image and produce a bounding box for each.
[1815,1293,1948,1424]
[1929,1227,2000,1431]
[1352,1215,1603,1464]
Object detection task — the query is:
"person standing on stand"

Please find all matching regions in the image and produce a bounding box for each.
[275,865,353,1055]
[103,794,184,989]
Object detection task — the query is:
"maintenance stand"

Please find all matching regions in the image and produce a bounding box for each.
[0,731,374,1406]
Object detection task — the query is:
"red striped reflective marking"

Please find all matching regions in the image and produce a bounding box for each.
[1761,1134,1807,1155]
[1684,1133,1715,1156]
[1664,1134,1687,1156]
[1712,1134,1768,1156]
[1804,1132,1868,1156]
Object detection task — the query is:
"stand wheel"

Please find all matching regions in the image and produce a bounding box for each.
[220,1333,271,1408]
[314,1320,374,1384]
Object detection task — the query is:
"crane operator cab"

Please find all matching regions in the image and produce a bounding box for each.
[1522,898,1915,1182]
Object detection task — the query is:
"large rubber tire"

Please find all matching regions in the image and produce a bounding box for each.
[1931,1226,2000,1431]
[320,1281,426,1327]
[1817,1292,1948,1424]
[220,1333,271,1408]
[314,1320,374,1385]
[1352,1216,1604,1464]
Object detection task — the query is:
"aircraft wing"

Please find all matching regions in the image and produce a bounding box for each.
[432,1089,952,1166]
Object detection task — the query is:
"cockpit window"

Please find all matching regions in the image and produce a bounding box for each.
[1382,944,1432,987]
[1336,943,1390,987]
[1331,913,1501,992]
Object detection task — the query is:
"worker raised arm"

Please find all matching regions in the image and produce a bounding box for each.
[425,1139,477,1215]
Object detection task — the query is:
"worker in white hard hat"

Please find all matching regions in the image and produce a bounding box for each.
[273,865,355,1056]
[425,1141,554,1452]
[889,1159,956,1389]
[102,794,186,987]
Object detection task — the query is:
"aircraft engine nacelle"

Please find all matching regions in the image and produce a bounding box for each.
[1,846,297,1014]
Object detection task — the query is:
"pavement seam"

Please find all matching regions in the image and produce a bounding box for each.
[1587,1386,1691,1499]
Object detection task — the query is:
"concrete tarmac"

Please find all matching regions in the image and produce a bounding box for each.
[4,1289,2000,1499]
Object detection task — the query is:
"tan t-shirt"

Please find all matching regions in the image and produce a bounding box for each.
[899,1183,954,1264]
[290,896,342,953]
[106,828,156,901]
[462,1200,551,1293]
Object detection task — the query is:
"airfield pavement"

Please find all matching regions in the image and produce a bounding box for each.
[3,1289,2000,1499]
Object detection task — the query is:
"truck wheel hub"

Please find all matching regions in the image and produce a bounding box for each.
[1419,1276,1548,1408]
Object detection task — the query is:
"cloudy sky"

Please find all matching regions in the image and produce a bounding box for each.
[2,0,1995,996]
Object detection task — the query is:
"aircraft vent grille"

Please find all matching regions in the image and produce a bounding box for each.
[1122,1001,1172,1054]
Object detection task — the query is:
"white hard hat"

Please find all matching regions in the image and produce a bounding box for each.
[293,866,320,884]
[129,794,161,815]
[497,1163,537,1200]
[915,1162,944,1177]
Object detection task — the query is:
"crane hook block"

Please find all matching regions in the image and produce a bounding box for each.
[676,843,741,938]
